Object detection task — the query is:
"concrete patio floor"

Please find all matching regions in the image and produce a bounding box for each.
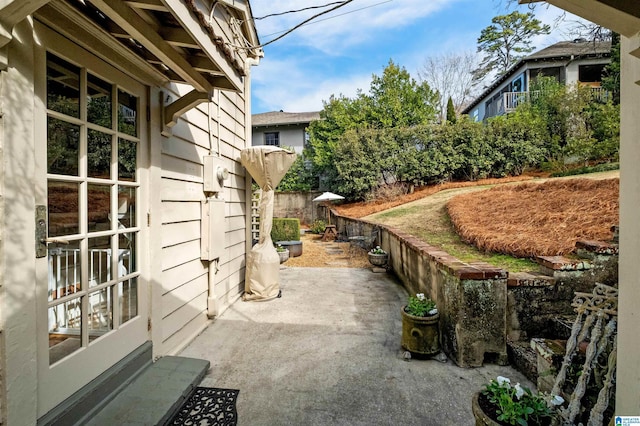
[179,267,533,426]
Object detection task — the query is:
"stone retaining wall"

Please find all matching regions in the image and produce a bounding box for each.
[333,210,508,368]
[507,242,618,341]
[333,209,618,368]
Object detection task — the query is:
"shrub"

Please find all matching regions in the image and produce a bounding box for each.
[334,128,385,201]
[487,108,547,176]
[271,218,301,242]
[587,101,620,162]
[550,162,619,177]
[448,118,493,181]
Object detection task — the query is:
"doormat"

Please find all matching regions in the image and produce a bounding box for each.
[168,387,239,426]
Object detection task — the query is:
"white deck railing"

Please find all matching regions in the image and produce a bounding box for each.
[502,87,612,114]
[48,248,130,331]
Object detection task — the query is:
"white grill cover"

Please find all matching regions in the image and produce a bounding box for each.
[240,146,296,301]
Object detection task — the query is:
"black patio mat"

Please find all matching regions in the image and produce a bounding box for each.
[168,387,239,426]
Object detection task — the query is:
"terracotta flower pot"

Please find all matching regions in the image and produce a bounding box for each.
[401,306,440,356]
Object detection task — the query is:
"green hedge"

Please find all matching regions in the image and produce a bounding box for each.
[271,218,300,242]
[550,162,619,177]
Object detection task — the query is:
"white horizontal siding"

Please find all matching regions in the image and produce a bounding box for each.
[162,274,208,318]
[160,311,209,356]
[162,221,200,248]
[162,259,207,295]
[159,83,248,354]
[162,240,201,270]
[161,292,208,341]
[162,201,200,224]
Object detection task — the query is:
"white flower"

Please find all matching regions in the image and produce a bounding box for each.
[514,383,525,400]
[417,293,425,301]
[428,308,438,316]
[496,376,511,386]
[551,395,564,406]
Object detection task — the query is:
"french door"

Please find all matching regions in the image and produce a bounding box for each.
[35,25,149,416]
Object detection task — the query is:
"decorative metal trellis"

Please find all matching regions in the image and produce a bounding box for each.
[553,283,617,426]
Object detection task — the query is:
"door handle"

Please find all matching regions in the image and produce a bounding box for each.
[41,238,70,245]
[36,205,71,258]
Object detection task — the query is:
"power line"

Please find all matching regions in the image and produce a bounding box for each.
[260,0,394,39]
[253,0,357,49]
[254,2,346,20]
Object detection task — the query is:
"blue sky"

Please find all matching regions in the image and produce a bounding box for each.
[249,1,590,114]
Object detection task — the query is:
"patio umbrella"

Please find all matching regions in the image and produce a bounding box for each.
[313,192,344,225]
[240,146,296,301]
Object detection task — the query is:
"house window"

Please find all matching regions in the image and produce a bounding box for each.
[264,132,279,146]
[512,73,525,92]
[579,64,606,84]
[531,67,563,83]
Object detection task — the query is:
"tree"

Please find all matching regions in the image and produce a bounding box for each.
[306,94,369,182]
[366,59,439,128]
[418,51,478,119]
[307,60,439,194]
[601,32,620,104]
[446,97,457,123]
[474,11,551,80]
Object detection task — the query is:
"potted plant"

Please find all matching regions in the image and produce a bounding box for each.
[275,244,289,264]
[401,293,440,356]
[472,376,564,426]
[368,246,388,267]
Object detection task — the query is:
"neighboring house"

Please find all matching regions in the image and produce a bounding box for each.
[463,40,611,121]
[523,0,640,415]
[0,0,261,423]
[252,111,321,154]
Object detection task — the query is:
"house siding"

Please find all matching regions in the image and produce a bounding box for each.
[252,125,307,153]
[159,86,247,355]
[466,45,611,121]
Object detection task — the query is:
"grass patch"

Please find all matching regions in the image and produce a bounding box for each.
[368,193,539,273]
[407,213,538,273]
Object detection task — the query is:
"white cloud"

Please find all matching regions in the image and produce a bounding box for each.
[250,0,462,54]
[252,56,372,112]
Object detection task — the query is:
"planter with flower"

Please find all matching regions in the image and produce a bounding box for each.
[472,376,564,426]
[275,244,289,264]
[401,293,440,356]
[368,246,388,267]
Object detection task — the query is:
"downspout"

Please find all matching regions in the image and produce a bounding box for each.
[206,91,219,319]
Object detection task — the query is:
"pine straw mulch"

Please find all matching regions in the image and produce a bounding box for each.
[283,234,371,268]
[334,175,538,219]
[446,178,619,258]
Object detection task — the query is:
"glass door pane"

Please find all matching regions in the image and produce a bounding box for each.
[46,52,141,364]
